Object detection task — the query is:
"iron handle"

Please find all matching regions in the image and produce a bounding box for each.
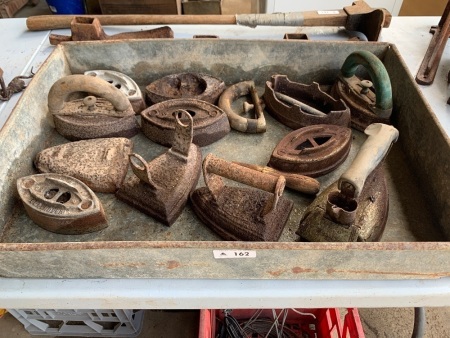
[48,74,132,115]
[340,50,392,114]
[339,123,398,198]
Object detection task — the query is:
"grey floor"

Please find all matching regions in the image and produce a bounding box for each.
[3,1,450,337]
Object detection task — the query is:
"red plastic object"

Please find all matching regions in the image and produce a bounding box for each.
[199,308,365,338]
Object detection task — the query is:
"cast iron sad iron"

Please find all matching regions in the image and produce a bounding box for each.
[218,80,266,133]
[84,70,146,114]
[48,74,139,141]
[269,125,352,177]
[263,75,351,129]
[297,123,399,242]
[34,138,133,193]
[116,110,202,226]
[141,98,230,147]
[190,154,293,241]
[332,50,393,131]
[146,72,226,104]
[17,173,107,235]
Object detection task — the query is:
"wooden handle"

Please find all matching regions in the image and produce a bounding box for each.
[233,162,320,195]
[27,14,237,31]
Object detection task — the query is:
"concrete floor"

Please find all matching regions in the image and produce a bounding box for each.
[3,1,450,338]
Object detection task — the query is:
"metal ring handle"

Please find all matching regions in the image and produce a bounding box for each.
[218,80,266,133]
[340,50,392,112]
[48,74,132,114]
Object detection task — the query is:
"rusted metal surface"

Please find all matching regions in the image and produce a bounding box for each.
[146,72,225,105]
[264,75,350,129]
[342,0,390,42]
[116,111,202,226]
[416,1,450,85]
[49,17,174,45]
[269,125,352,177]
[0,67,34,101]
[84,70,146,113]
[0,40,449,280]
[190,154,293,241]
[48,74,139,140]
[141,98,230,147]
[16,173,107,235]
[0,0,29,18]
[298,123,399,242]
[332,50,393,132]
[34,138,133,193]
[232,162,320,195]
[219,80,266,133]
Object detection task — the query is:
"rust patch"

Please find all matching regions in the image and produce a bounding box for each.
[268,269,286,277]
[157,260,181,270]
[292,267,315,274]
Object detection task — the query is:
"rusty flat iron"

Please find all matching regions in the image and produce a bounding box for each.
[48,74,139,141]
[49,17,174,45]
[269,125,352,177]
[17,173,107,235]
[190,154,293,241]
[263,75,350,129]
[84,70,146,114]
[297,123,399,242]
[218,80,266,133]
[146,73,226,105]
[34,138,133,193]
[116,110,202,226]
[141,98,230,147]
[332,50,393,132]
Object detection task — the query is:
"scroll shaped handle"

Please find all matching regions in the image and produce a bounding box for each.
[339,123,398,199]
[340,50,392,116]
[129,153,159,190]
[203,154,285,216]
[48,74,132,116]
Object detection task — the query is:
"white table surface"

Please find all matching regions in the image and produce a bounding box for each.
[0,16,449,309]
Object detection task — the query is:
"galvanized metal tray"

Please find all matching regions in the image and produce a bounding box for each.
[0,39,449,280]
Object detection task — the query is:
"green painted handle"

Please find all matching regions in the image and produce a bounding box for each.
[340,50,392,112]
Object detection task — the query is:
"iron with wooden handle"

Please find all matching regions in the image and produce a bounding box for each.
[26,1,391,41]
[297,123,399,242]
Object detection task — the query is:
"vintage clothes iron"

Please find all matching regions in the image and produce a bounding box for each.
[146,72,225,104]
[84,70,146,113]
[17,173,107,235]
[263,75,351,129]
[297,123,399,242]
[332,50,393,131]
[141,98,230,147]
[48,74,139,141]
[34,138,133,193]
[190,154,293,241]
[218,80,266,133]
[269,125,352,177]
[116,110,202,226]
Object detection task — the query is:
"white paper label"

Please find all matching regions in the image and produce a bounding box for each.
[317,10,339,15]
[213,250,256,259]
